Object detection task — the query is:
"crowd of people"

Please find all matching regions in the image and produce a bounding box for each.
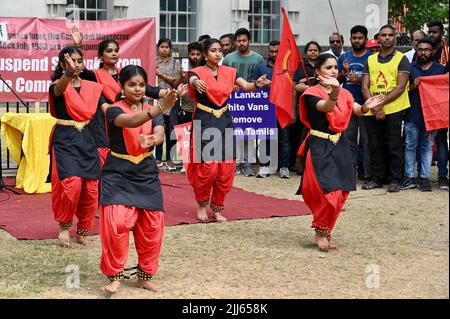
[46,19,449,293]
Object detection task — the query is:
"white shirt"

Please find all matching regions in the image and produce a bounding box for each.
[404,48,416,63]
[322,48,345,58]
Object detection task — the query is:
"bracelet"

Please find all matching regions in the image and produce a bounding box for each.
[361,104,369,114]
[158,104,165,114]
[147,110,153,119]
[329,95,338,102]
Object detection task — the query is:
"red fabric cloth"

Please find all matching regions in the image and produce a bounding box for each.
[188,65,236,105]
[51,150,98,230]
[269,7,301,128]
[186,161,236,206]
[94,68,121,102]
[100,205,164,277]
[98,147,110,168]
[111,100,153,156]
[418,74,449,131]
[297,85,354,155]
[48,80,102,121]
[301,151,348,235]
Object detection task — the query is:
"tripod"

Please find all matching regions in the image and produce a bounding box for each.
[0,73,28,195]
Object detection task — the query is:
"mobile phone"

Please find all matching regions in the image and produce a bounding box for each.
[181,58,189,72]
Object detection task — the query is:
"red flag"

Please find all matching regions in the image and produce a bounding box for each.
[418,74,449,131]
[269,7,301,128]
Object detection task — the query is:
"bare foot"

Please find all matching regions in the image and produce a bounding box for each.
[197,206,208,221]
[104,280,121,294]
[137,278,163,292]
[314,234,329,251]
[328,242,338,250]
[76,235,91,247]
[58,229,71,248]
[213,212,227,222]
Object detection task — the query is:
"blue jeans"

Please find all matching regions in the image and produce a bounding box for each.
[436,128,449,178]
[257,124,290,168]
[156,114,177,162]
[404,121,436,179]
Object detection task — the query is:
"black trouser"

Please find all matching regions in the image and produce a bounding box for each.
[363,110,405,184]
[178,109,193,125]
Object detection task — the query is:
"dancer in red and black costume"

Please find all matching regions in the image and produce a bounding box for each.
[99,65,178,294]
[71,27,187,166]
[49,46,108,248]
[297,54,384,251]
[187,38,270,222]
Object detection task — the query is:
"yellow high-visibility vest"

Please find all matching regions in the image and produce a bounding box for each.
[367,51,410,116]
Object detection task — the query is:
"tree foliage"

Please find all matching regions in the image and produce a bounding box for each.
[389,0,449,36]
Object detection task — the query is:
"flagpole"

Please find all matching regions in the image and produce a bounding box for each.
[328,0,341,36]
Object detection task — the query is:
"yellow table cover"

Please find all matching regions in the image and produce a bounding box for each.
[1,113,56,193]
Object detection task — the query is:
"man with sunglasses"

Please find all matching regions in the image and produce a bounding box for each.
[323,32,345,58]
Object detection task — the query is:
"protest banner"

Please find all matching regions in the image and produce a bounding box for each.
[0,17,155,102]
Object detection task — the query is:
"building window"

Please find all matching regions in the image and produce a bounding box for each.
[65,0,108,20]
[160,0,197,43]
[113,6,128,19]
[249,0,281,44]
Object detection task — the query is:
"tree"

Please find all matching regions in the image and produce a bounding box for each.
[389,0,449,37]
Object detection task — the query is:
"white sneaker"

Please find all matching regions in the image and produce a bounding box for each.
[280,167,290,179]
[256,166,270,178]
[166,161,177,172]
[180,166,186,173]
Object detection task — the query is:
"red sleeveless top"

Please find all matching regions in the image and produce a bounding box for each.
[111,100,153,157]
[49,80,102,121]
[300,85,354,133]
[94,68,121,103]
[297,85,354,156]
[188,65,237,106]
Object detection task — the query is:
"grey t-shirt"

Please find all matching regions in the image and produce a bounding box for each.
[222,51,265,82]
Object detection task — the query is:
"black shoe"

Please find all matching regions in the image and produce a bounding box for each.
[438,176,449,190]
[362,180,383,190]
[387,182,401,193]
[417,178,432,192]
[400,177,416,190]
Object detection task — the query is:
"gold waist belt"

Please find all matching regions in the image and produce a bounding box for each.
[310,129,342,145]
[56,119,90,132]
[196,103,228,118]
[110,151,153,165]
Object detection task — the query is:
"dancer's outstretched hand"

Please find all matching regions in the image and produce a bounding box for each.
[139,134,156,149]
[318,75,340,88]
[71,26,83,46]
[364,94,385,111]
[194,79,207,94]
[64,53,76,74]
[159,89,178,111]
[177,83,188,97]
